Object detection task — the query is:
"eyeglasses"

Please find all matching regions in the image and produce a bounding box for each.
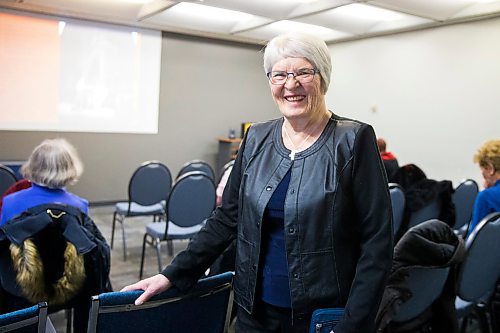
[266,68,320,85]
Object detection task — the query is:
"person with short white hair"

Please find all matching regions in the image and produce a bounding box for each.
[123,32,392,333]
[0,138,88,225]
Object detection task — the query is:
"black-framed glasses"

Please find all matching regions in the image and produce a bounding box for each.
[266,68,320,85]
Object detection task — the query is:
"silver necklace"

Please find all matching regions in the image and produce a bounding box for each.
[283,123,314,161]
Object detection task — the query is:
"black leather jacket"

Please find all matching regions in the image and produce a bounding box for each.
[163,113,393,333]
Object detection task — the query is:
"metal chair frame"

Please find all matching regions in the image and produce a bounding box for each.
[139,171,215,279]
[0,302,48,333]
[111,161,172,261]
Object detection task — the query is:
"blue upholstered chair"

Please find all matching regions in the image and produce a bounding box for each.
[87,272,234,333]
[407,197,442,229]
[392,267,450,323]
[389,183,405,238]
[455,212,500,333]
[0,164,17,196]
[139,171,215,278]
[452,178,479,232]
[0,302,48,333]
[111,161,172,261]
[176,160,215,182]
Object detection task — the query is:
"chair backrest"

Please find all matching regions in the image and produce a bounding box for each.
[128,161,172,206]
[87,272,234,333]
[389,183,405,237]
[0,302,48,333]
[392,267,450,322]
[407,197,442,229]
[177,160,215,182]
[166,171,215,229]
[456,212,500,302]
[0,165,18,196]
[452,179,479,230]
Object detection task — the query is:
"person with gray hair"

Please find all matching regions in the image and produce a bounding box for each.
[0,138,88,225]
[123,32,392,333]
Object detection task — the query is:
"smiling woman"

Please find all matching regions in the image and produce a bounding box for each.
[0,10,161,134]
[122,32,393,333]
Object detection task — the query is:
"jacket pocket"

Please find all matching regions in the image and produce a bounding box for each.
[301,251,341,306]
[234,235,254,296]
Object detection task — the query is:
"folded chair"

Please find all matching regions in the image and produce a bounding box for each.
[87,272,234,333]
[0,302,48,333]
[111,161,172,261]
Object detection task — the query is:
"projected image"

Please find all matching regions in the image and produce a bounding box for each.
[0,12,161,134]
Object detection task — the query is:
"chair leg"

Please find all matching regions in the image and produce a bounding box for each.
[155,238,163,273]
[120,217,127,261]
[476,304,491,333]
[65,308,72,333]
[139,233,148,280]
[111,212,117,249]
[460,315,469,333]
[167,240,174,257]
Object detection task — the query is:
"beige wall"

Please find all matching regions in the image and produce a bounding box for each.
[0,33,277,202]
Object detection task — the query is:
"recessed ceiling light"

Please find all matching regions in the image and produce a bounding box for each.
[121,0,152,4]
[268,20,334,36]
[334,3,405,21]
[171,2,254,22]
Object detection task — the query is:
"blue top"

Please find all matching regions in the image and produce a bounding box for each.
[467,179,500,237]
[0,183,88,226]
[259,170,292,308]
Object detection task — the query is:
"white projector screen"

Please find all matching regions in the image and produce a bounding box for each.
[0,11,161,134]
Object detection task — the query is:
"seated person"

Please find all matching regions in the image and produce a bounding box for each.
[468,139,500,237]
[377,138,399,182]
[0,138,88,226]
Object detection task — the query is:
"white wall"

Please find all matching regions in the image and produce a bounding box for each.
[327,17,500,188]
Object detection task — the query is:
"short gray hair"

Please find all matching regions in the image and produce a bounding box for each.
[22,138,83,188]
[263,32,332,93]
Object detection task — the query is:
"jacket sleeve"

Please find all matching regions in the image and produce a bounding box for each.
[161,136,247,290]
[336,124,393,333]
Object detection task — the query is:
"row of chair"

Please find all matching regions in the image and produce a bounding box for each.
[110,160,215,261]
[389,178,479,238]
[0,272,234,333]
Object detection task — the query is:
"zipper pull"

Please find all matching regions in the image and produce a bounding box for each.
[315,323,322,333]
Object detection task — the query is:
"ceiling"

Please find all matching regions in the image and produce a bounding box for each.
[2,0,500,45]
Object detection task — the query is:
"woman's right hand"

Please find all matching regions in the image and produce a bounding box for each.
[121,274,172,305]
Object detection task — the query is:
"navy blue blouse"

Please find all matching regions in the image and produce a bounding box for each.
[258,170,292,308]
